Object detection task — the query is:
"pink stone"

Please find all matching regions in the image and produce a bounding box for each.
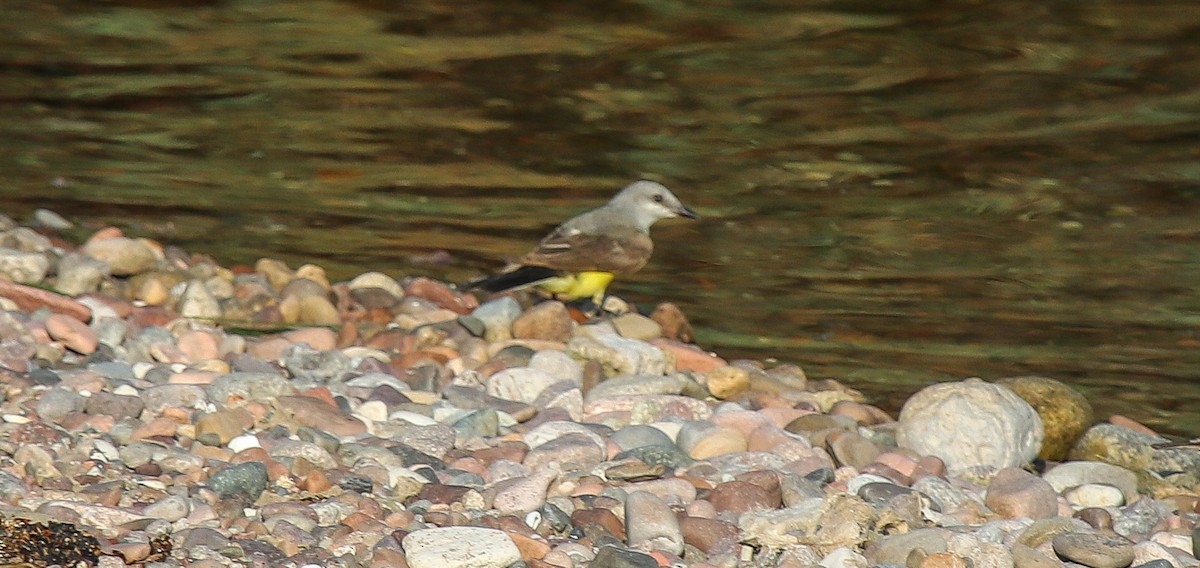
[746,426,815,462]
[984,467,1057,520]
[282,327,338,351]
[169,371,220,385]
[178,330,222,361]
[651,339,726,372]
[874,452,919,479]
[758,406,814,429]
[248,337,292,361]
[710,410,774,438]
[45,313,98,354]
[1109,415,1159,436]
[131,416,179,440]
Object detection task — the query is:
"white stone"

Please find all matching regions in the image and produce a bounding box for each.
[228,434,262,453]
[486,366,562,404]
[529,349,583,383]
[1043,461,1139,505]
[896,379,1043,473]
[568,322,670,376]
[402,526,521,568]
[819,547,869,568]
[388,410,438,426]
[347,271,404,298]
[523,420,606,451]
[113,384,140,397]
[178,279,221,319]
[355,400,389,423]
[0,247,50,283]
[1064,483,1125,508]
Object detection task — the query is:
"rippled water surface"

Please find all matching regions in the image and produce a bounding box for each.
[3,0,1200,433]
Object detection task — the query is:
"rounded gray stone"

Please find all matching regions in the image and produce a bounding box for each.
[207,462,269,500]
[625,490,683,555]
[1051,531,1134,568]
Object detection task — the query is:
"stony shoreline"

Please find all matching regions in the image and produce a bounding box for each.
[0,211,1197,568]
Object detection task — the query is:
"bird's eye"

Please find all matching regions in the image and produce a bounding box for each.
[652,194,664,203]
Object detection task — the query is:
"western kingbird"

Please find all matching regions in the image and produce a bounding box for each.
[469,180,699,306]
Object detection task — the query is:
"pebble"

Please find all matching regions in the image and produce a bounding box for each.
[33,208,73,229]
[985,467,1059,520]
[0,247,51,283]
[996,375,1094,461]
[703,365,751,400]
[207,461,269,500]
[625,491,684,555]
[1064,483,1126,508]
[178,279,222,319]
[472,296,522,341]
[512,300,573,342]
[610,313,663,341]
[486,366,563,404]
[897,378,1044,473]
[1043,460,1139,505]
[403,526,522,568]
[1051,531,1136,568]
[45,313,99,354]
[56,252,109,295]
[82,236,161,276]
[569,323,669,376]
[591,545,658,568]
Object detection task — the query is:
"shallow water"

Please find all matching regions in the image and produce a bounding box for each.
[2,0,1200,434]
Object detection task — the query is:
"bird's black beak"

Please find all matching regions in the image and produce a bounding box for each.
[677,205,700,220]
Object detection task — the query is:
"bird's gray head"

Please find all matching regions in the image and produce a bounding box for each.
[609,180,699,231]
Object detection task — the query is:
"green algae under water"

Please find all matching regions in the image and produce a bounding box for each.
[2,0,1200,435]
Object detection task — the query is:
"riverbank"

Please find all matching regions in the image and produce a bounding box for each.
[0,213,1196,568]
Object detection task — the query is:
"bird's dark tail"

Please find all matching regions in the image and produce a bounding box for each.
[467,265,560,294]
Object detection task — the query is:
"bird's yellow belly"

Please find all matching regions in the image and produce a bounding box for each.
[537,271,616,303]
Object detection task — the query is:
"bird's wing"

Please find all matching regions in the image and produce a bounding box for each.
[520,225,653,274]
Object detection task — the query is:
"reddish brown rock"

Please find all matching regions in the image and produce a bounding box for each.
[276,395,366,437]
[405,277,478,314]
[0,281,92,321]
[178,330,222,361]
[416,483,472,505]
[678,516,739,554]
[707,480,779,515]
[571,508,625,540]
[735,470,782,504]
[512,301,572,342]
[649,302,693,342]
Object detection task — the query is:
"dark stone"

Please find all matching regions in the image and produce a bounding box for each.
[858,482,915,507]
[335,474,373,494]
[85,391,144,420]
[415,483,471,505]
[804,467,836,485]
[591,545,658,568]
[388,443,444,469]
[614,445,694,470]
[207,462,269,500]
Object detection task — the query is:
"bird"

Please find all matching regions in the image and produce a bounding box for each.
[468,180,699,308]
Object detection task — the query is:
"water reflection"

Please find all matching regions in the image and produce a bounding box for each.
[1,0,1199,433]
